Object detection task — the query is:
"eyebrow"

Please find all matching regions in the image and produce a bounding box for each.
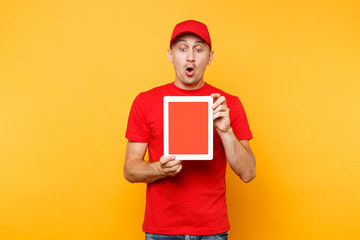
[176,39,206,45]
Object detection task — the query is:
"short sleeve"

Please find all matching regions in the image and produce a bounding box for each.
[125,93,151,142]
[229,97,253,141]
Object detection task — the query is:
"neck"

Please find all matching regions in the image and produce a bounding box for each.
[174,79,205,90]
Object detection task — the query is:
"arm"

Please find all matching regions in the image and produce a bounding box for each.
[211,93,256,183]
[123,140,183,183]
[218,132,256,183]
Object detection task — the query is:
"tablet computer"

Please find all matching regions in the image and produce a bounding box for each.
[163,96,213,160]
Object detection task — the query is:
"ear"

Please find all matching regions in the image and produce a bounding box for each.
[207,50,214,65]
[167,49,173,63]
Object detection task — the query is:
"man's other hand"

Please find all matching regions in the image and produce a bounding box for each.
[159,156,182,177]
[211,93,231,134]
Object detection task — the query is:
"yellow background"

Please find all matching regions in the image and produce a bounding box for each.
[1,0,359,239]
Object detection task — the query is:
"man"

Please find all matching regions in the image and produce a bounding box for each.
[124,20,256,240]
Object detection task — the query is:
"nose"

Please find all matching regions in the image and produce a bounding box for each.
[186,49,195,62]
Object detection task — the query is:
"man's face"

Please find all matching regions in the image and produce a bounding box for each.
[167,34,214,89]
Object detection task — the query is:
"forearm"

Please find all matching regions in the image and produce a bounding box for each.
[124,158,166,183]
[219,128,256,183]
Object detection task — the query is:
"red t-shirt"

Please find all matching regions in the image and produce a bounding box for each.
[125,82,252,235]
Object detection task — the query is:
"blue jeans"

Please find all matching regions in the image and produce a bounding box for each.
[145,232,228,240]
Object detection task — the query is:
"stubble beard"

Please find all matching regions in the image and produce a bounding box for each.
[178,74,201,87]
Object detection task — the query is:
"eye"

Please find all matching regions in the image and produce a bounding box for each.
[195,48,203,53]
[179,47,186,52]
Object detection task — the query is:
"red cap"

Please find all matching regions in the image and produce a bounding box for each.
[170,20,212,49]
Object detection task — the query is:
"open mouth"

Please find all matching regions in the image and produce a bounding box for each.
[185,66,195,77]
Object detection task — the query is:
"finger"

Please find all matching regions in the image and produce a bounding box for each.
[163,160,182,168]
[213,111,228,120]
[168,164,183,177]
[173,164,183,175]
[213,104,226,114]
[214,106,230,115]
[210,93,221,107]
[210,93,221,100]
[211,93,224,109]
[160,155,175,165]
[164,164,182,174]
[212,96,226,109]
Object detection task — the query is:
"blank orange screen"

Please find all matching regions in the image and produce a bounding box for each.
[169,102,208,154]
